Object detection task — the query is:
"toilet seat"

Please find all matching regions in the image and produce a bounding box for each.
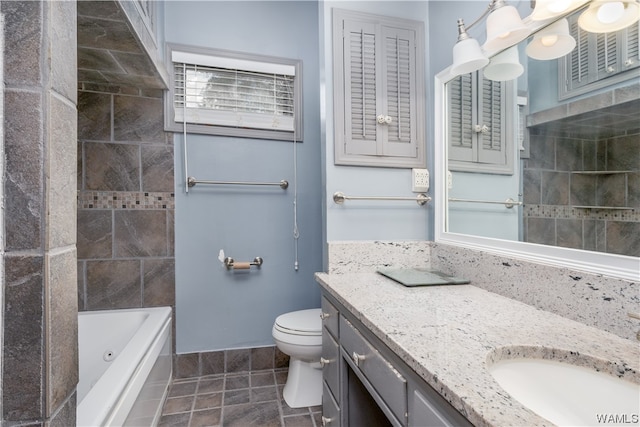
[274,308,322,336]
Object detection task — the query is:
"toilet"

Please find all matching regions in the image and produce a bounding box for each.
[272,308,323,408]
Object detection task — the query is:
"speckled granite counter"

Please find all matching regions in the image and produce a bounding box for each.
[315,272,640,427]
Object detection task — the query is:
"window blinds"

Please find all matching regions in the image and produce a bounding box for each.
[172,53,295,132]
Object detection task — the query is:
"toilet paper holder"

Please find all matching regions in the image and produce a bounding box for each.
[224,256,263,270]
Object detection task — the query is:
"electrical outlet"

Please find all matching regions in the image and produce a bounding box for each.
[412,168,429,192]
[447,171,453,190]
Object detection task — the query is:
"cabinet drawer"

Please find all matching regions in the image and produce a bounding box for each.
[322,327,340,400]
[321,296,339,338]
[322,381,341,427]
[340,316,407,422]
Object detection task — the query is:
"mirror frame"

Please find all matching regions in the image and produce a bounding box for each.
[434,16,639,282]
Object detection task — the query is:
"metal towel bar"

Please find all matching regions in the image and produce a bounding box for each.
[448,197,522,209]
[333,191,431,206]
[188,177,288,189]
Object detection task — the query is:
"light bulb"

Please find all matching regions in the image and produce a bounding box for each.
[541,34,559,46]
[548,0,572,13]
[596,1,625,24]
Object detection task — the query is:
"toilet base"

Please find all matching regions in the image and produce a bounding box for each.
[282,358,323,408]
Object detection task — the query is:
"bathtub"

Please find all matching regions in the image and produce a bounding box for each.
[77,307,172,427]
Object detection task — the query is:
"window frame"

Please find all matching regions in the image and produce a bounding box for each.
[165,42,303,141]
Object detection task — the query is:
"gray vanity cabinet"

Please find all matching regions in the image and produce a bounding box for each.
[321,296,341,427]
[321,291,473,427]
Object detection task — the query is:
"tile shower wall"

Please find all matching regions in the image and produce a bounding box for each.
[2,1,78,425]
[76,85,175,312]
[523,126,640,257]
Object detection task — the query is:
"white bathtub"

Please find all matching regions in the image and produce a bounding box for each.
[77,307,172,427]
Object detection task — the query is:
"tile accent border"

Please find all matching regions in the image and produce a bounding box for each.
[525,204,640,221]
[78,190,175,209]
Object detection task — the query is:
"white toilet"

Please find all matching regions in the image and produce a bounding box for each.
[272,308,323,408]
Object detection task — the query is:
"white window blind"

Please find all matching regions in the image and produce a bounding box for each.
[167,46,301,140]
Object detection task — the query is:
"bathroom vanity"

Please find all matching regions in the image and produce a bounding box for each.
[315,272,640,426]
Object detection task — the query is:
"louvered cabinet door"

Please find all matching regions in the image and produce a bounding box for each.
[447,73,474,163]
[561,12,639,98]
[343,19,380,156]
[380,25,418,158]
[333,9,426,168]
[621,21,639,72]
[477,77,508,166]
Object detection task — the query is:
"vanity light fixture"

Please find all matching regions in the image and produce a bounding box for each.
[483,46,525,81]
[578,0,640,33]
[450,0,529,77]
[451,19,491,75]
[531,0,590,21]
[484,0,531,51]
[526,18,577,60]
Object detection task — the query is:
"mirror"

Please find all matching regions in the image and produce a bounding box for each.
[435,5,639,281]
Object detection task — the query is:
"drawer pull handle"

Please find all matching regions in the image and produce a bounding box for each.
[320,357,331,367]
[320,312,330,320]
[352,351,366,366]
[321,416,333,426]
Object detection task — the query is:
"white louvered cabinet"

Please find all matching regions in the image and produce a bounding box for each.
[447,72,515,175]
[333,9,426,168]
[560,13,639,99]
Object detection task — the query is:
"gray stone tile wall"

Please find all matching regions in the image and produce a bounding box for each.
[524,126,640,257]
[76,85,175,314]
[2,1,78,424]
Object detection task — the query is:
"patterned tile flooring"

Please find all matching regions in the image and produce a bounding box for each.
[159,368,323,427]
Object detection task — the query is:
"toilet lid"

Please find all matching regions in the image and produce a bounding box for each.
[275,308,321,334]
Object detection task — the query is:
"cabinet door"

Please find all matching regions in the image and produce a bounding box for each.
[322,381,341,427]
[410,389,449,427]
[448,72,513,174]
[380,25,418,158]
[321,296,339,339]
[342,18,380,157]
[333,8,425,168]
[322,328,340,401]
[561,13,640,98]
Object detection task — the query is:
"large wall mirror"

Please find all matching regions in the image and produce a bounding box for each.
[434,3,639,281]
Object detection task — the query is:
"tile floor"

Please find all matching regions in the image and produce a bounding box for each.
[159,368,323,427]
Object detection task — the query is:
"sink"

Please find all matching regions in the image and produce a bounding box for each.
[489,358,640,426]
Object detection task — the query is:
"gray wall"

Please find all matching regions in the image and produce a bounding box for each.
[166,1,323,353]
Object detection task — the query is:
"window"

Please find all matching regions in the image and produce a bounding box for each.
[333,9,426,168]
[165,43,303,141]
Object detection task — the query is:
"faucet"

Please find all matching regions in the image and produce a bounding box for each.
[628,313,640,341]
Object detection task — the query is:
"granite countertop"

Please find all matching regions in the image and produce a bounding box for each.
[315,272,640,427]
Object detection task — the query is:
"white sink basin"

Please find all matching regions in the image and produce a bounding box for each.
[489,358,640,426]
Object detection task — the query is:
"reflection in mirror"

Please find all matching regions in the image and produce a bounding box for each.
[444,5,640,259]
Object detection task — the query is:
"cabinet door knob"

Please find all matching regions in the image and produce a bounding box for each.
[320,312,330,320]
[321,416,333,426]
[320,357,331,367]
[474,124,489,134]
[352,351,366,366]
[377,114,393,125]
